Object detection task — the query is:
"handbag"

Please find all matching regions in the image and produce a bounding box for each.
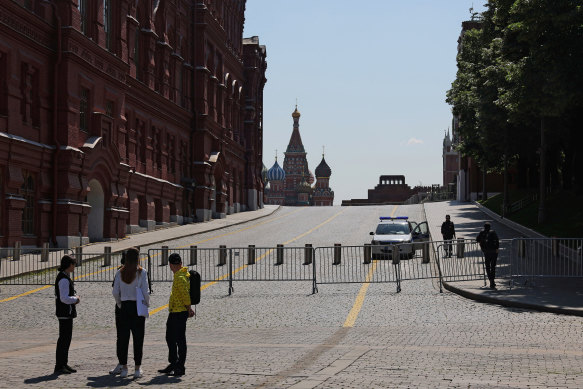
[136,271,149,318]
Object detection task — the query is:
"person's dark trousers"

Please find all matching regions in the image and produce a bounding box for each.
[444,238,453,256]
[166,311,188,369]
[117,301,146,365]
[115,304,122,363]
[484,251,498,283]
[56,318,73,369]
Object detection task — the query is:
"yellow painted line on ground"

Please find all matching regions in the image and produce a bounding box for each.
[0,208,302,304]
[343,260,379,328]
[148,207,349,316]
[0,285,51,303]
[342,205,398,327]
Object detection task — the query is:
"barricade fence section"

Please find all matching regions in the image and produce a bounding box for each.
[0,247,75,285]
[435,239,486,284]
[70,252,149,283]
[229,246,314,282]
[147,246,231,284]
[397,242,440,282]
[315,245,398,282]
[510,238,583,286]
[2,239,582,291]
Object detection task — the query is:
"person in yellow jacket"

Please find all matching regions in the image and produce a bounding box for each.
[158,253,194,376]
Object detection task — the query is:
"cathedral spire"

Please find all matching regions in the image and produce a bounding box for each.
[287,105,305,153]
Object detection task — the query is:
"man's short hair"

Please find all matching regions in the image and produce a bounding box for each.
[168,253,182,265]
[446,215,450,218]
[484,222,491,230]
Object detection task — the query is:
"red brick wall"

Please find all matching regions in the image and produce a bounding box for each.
[0,0,265,247]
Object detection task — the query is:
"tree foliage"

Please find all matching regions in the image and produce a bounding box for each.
[447,0,583,197]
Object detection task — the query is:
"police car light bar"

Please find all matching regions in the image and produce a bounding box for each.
[379,216,408,220]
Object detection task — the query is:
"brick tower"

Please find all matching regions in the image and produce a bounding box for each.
[283,106,310,205]
[313,153,334,206]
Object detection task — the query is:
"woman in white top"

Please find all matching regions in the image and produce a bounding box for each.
[111,247,149,379]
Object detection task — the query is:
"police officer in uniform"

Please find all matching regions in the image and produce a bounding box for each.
[441,214,456,257]
[476,222,500,289]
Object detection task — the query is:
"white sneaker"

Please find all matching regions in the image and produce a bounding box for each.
[133,367,143,379]
[120,367,128,378]
[109,364,123,375]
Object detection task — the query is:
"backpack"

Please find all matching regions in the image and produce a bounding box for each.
[189,270,201,305]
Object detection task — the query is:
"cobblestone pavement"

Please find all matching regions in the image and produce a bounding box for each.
[1,205,582,388]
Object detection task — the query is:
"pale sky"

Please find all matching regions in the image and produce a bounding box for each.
[243,1,485,204]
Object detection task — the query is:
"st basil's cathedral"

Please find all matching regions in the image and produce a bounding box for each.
[264,107,334,206]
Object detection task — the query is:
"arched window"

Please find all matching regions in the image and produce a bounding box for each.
[21,171,35,235]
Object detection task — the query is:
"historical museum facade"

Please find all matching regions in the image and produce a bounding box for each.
[0,0,266,248]
[264,107,333,206]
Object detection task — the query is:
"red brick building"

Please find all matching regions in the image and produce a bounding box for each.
[0,0,266,248]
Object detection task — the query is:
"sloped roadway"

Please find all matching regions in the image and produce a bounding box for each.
[0,205,581,388]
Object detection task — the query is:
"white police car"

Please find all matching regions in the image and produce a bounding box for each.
[370,217,429,259]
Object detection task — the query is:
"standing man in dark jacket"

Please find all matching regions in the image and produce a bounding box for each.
[54,255,80,375]
[476,222,500,289]
[441,215,456,257]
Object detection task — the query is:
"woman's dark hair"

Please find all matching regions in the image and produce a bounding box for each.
[58,255,77,272]
[120,247,142,284]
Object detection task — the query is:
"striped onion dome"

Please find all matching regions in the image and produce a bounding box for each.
[267,160,286,181]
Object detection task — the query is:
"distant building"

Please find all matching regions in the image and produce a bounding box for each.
[442,129,458,193]
[264,107,333,206]
[342,175,431,205]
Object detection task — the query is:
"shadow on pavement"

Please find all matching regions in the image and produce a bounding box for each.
[138,375,182,386]
[23,373,59,384]
[86,374,133,387]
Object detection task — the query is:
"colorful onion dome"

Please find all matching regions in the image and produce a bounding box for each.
[267,160,285,181]
[292,105,300,118]
[315,156,332,178]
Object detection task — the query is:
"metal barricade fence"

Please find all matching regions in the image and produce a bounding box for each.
[315,245,402,292]
[495,239,513,280]
[6,239,580,291]
[0,247,75,285]
[147,247,233,294]
[70,251,149,283]
[229,245,314,282]
[398,242,441,281]
[434,239,486,285]
[511,238,583,286]
[148,246,317,294]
